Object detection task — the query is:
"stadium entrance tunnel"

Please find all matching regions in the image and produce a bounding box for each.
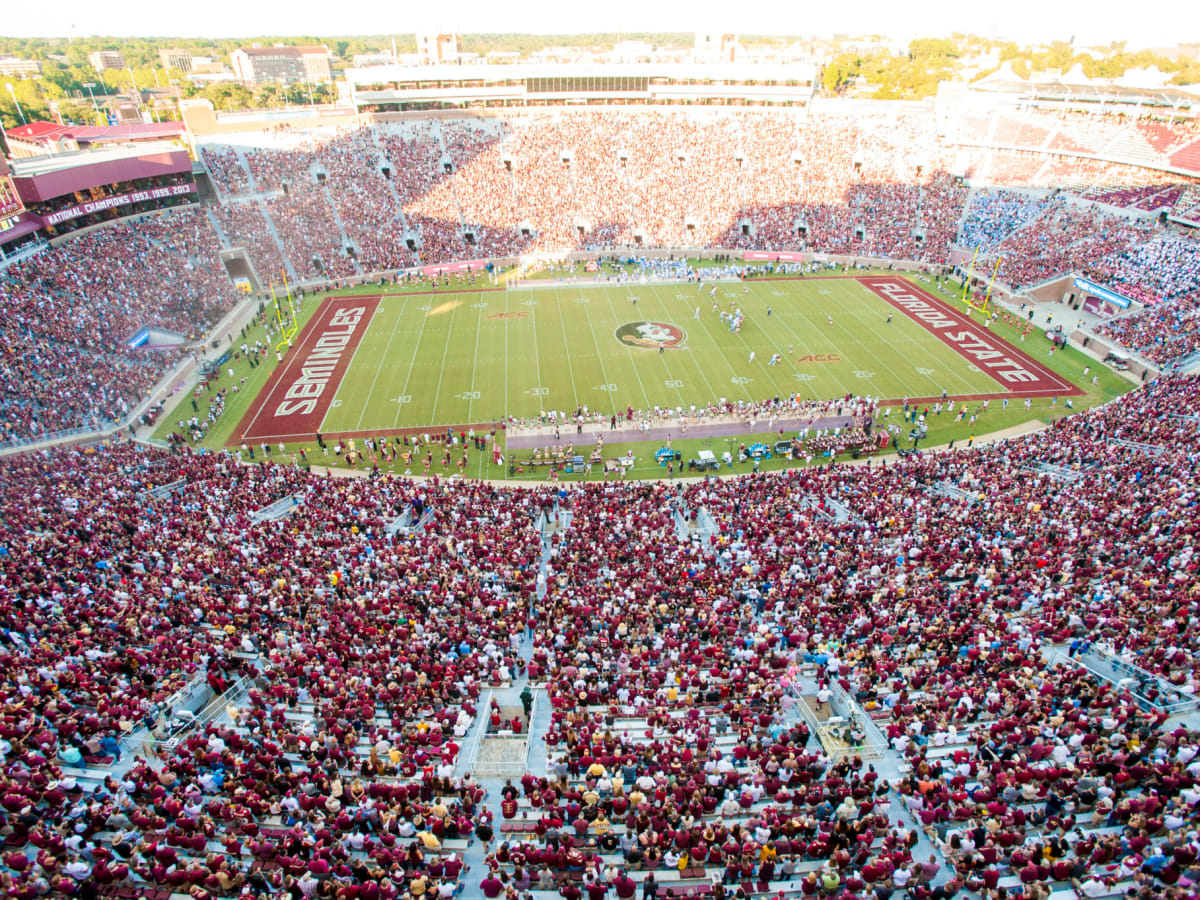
[220,249,260,294]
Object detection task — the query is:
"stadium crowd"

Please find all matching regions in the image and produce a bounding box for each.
[0,372,1198,900]
[5,108,1200,442]
[0,209,236,440]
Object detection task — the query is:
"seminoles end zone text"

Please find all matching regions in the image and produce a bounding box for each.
[274,304,370,418]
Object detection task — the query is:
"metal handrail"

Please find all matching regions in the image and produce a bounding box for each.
[523,687,542,772]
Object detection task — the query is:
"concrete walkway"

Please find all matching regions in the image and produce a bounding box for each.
[507,413,855,450]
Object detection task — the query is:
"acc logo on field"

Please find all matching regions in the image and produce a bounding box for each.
[615,321,687,349]
[796,353,841,363]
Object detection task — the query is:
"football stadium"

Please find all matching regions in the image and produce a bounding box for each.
[1,13,1200,900]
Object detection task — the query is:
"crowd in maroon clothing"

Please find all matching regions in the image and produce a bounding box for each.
[0,209,236,440]
[1095,293,1200,365]
[9,113,1194,445]
[0,375,1199,900]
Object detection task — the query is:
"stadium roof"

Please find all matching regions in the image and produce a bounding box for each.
[346,61,817,86]
[8,140,189,177]
[969,74,1194,109]
[5,121,186,145]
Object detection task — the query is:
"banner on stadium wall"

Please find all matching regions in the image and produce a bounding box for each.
[40,183,197,227]
[1072,276,1134,310]
[421,260,489,276]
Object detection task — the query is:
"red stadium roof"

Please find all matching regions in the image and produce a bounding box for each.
[6,120,186,145]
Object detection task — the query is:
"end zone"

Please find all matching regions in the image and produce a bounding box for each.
[857,276,1081,397]
[233,295,381,444]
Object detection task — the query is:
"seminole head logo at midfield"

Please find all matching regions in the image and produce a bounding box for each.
[615,321,687,349]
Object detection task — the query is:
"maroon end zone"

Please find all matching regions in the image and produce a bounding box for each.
[233,295,381,444]
[857,276,1081,397]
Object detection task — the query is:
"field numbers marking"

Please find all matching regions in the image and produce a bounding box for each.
[456,391,481,400]
[470,302,488,309]
[522,300,538,307]
[664,379,683,388]
[574,297,590,304]
[730,376,752,385]
[792,373,815,382]
[330,399,343,408]
[675,293,689,300]
[853,370,877,379]
[771,290,787,297]
[390,395,412,405]
[916,367,935,376]
[417,304,432,311]
[525,387,550,396]
[594,383,618,392]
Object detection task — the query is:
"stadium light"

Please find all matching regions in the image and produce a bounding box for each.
[5,84,27,126]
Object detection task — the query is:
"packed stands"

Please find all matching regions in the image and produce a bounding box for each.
[6,107,1200,443]
[0,208,235,441]
[1,372,1199,900]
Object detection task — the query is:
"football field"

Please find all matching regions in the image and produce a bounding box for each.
[233,274,1078,443]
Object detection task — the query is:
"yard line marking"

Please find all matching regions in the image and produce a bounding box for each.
[579,288,618,414]
[601,287,652,409]
[503,288,509,425]
[552,287,581,411]
[467,291,484,421]
[685,288,755,399]
[394,293,433,429]
[529,289,545,413]
[734,282,797,400]
[755,284,853,398]
[427,296,462,426]
[651,287,719,402]
[833,279,977,395]
[352,295,410,431]
[815,282,907,397]
[645,285,691,408]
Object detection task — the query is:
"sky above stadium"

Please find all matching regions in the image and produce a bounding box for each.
[3,0,1190,49]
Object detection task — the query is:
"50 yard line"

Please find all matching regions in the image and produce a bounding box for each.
[601,288,651,409]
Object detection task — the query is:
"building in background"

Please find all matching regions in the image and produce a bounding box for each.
[158,49,194,74]
[88,50,126,73]
[0,56,41,78]
[416,33,460,66]
[231,45,331,85]
[693,33,740,63]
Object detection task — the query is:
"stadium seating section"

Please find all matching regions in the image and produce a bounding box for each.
[0,373,1199,900]
[1,107,1199,439]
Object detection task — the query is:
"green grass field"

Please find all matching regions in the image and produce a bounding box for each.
[157,267,1134,482]
[320,276,1007,431]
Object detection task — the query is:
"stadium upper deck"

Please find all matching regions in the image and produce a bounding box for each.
[343,62,819,111]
